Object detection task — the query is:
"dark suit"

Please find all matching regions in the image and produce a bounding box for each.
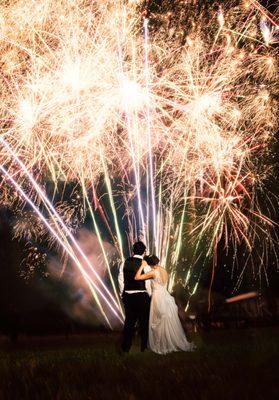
[121,257,151,352]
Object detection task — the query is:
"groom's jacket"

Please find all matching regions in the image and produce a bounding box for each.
[123,257,146,292]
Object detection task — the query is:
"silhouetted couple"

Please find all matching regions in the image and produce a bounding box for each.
[118,241,195,354]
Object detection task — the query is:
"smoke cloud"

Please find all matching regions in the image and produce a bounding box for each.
[47,228,122,329]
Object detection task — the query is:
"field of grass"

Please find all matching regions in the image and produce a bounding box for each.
[0,327,278,400]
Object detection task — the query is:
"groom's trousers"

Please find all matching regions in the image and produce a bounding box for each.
[122,292,150,352]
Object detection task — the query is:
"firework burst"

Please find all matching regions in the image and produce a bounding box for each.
[0,0,278,325]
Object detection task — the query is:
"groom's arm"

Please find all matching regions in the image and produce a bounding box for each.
[143,265,152,297]
[133,263,152,297]
[118,262,124,297]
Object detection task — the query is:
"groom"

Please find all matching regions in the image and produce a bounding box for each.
[118,241,151,352]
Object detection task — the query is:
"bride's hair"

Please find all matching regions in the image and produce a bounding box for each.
[144,254,159,266]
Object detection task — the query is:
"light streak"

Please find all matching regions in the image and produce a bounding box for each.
[0,163,123,326]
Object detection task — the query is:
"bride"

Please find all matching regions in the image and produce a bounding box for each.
[135,255,195,355]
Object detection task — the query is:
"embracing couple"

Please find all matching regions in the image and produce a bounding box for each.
[118,241,195,355]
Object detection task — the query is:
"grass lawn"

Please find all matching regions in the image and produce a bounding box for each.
[0,327,278,400]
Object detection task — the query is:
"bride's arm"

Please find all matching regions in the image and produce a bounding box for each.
[135,262,155,281]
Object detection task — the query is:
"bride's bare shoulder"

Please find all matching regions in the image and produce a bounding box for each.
[158,266,168,275]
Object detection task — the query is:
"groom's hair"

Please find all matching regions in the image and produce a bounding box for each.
[144,255,159,266]
[132,241,146,255]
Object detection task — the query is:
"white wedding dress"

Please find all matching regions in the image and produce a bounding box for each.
[148,269,194,355]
